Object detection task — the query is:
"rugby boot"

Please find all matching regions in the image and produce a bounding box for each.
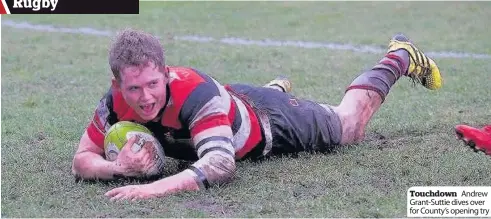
[264,76,292,93]
[387,34,443,90]
[455,124,491,156]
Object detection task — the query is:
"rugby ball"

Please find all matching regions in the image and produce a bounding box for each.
[104,121,165,177]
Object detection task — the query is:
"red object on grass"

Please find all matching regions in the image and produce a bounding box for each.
[455,124,491,156]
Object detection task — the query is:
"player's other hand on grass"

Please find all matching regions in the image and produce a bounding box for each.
[105,184,157,201]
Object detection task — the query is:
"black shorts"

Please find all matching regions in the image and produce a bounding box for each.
[229,84,342,158]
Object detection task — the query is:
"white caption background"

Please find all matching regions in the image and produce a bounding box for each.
[407,186,491,217]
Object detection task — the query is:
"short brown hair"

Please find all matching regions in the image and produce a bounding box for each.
[108,28,165,81]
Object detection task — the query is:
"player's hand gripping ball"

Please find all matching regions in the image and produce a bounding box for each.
[104,121,165,177]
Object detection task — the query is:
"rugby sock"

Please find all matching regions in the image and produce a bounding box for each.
[346,50,410,102]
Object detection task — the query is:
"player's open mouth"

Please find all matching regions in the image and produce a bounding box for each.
[140,103,155,114]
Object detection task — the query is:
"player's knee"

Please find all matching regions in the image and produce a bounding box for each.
[345,121,366,144]
[352,127,366,143]
[334,109,367,145]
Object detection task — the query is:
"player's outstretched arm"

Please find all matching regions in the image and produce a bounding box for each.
[104,168,201,201]
[103,145,235,201]
[104,115,237,201]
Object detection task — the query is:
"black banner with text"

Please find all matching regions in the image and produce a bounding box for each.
[1,0,139,14]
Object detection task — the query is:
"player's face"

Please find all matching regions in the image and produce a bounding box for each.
[118,62,168,121]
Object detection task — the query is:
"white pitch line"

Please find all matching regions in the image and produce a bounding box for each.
[3,20,490,59]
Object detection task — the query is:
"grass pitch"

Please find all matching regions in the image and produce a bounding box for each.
[2,2,491,217]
